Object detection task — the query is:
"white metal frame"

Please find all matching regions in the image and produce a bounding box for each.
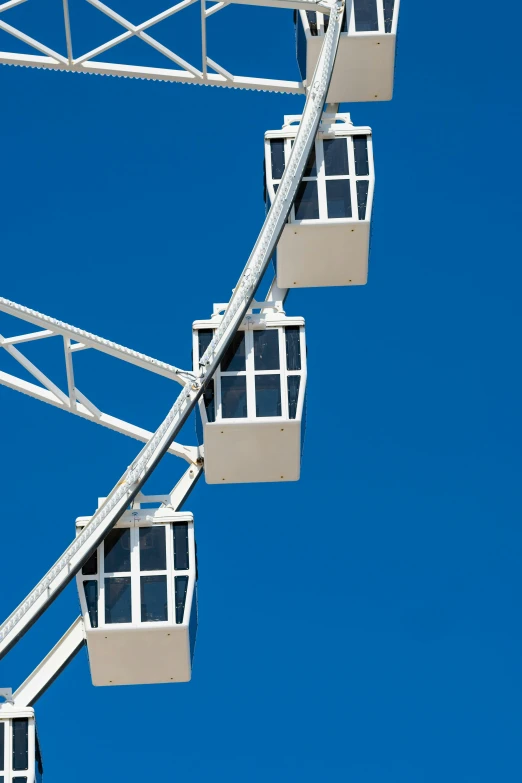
[0,0,336,93]
[0,296,200,465]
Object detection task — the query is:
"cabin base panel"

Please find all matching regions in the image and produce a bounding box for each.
[306,34,396,103]
[86,626,191,686]
[277,221,369,288]
[204,419,301,484]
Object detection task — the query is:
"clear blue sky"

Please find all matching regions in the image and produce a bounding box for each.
[1,1,521,781]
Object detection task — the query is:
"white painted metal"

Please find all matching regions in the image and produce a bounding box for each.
[0,0,345,659]
[0,703,42,783]
[265,112,375,287]
[76,505,197,685]
[0,296,200,464]
[193,307,306,483]
[0,0,336,93]
[12,618,86,708]
[296,0,400,102]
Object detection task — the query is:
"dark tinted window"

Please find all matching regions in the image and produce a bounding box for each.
[295,180,319,220]
[303,145,317,177]
[139,526,166,571]
[221,332,245,372]
[254,330,280,371]
[356,180,370,220]
[296,11,307,79]
[285,327,302,371]
[173,524,189,571]
[255,375,282,417]
[141,575,168,622]
[354,135,369,176]
[324,139,349,176]
[12,720,28,771]
[203,379,215,423]
[84,580,98,628]
[13,778,27,782]
[0,721,4,771]
[189,585,198,662]
[198,329,213,362]
[105,577,132,624]
[221,376,247,418]
[270,140,285,180]
[326,180,352,219]
[341,6,348,31]
[288,376,301,419]
[384,0,395,32]
[175,576,189,624]
[354,0,379,31]
[306,10,318,35]
[104,529,131,573]
[82,550,97,576]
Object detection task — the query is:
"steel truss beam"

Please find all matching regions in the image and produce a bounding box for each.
[0,0,332,93]
[0,0,345,659]
[0,297,200,465]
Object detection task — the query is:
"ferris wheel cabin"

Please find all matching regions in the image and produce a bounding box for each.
[194,308,307,484]
[0,704,43,783]
[296,0,400,103]
[76,507,197,687]
[265,113,374,288]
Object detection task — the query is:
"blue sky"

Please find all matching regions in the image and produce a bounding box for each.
[0,1,521,781]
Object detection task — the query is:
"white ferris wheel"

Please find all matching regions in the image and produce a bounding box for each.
[0,1,401,779]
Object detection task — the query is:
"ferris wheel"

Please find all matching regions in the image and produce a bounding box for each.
[0,1,401,779]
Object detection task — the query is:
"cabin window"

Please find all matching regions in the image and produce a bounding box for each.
[384,0,395,33]
[84,581,98,628]
[221,332,246,372]
[270,140,285,180]
[324,139,349,176]
[356,180,370,220]
[0,721,4,772]
[221,376,248,418]
[173,524,189,571]
[295,180,319,220]
[105,577,132,624]
[141,575,168,622]
[285,327,301,371]
[12,720,28,771]
[175,576,189,624]
[288,376,301,420]
[354,136,369,176]
[139,527,166,572]
[197,329,213,362]
[255,375,282,417]
[254,329,280,371]
[82,550,97,576]
[326,180,352,219]
[104,529,131,573]
[354,0,379,32]
[306,11,318,35]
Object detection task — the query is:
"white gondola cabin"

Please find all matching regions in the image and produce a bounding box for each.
[194,308,307,484]
[76,506,197,687]
[265,113,374,288]
[0,704,43,783]
[296,0,400,103]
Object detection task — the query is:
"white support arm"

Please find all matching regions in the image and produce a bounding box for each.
[0,0,345,659]
[12,617,86,708]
